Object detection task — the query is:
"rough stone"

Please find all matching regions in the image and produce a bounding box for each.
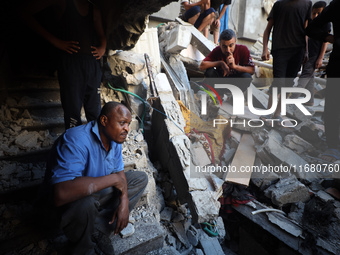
[295,120,324,145]
[262,135,308,179]
[15,131,40,150]
[283,134,315,154]
[160,207,173,222]
[316,190,334,202]
[264,176,310,206]
[198,229,225,255]
[186,225,199,246]
[111,217,164,255]
[166,25,192,54]
[120,223,135,238]
[286,104,313,122]
[288,202,305,223]
[190,190,220,223]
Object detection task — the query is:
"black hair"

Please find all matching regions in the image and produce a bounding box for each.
[219,29,236,42]
[98,101,124,121]
[313,1,326,9]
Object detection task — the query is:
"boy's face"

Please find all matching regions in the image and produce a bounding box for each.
[220,37,236,57]
[311,7,324,20]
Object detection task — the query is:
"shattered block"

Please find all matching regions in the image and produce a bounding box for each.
[283,134,314,154]
[190,190,220,223]
[15,131,40,150]
[166,25,192,54]
[264,176,310,206]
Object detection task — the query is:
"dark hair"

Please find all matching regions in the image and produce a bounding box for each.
[313,1,326,9]
[219,29,236,42]
[98,101,124,121]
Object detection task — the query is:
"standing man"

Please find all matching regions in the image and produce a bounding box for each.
[181,0,216,38]
[22,0,107,129]
[44,102,148,254]
[210,0,232,44]
[261,0,312,125]
[199,29,255,92]
[306,0,340,162]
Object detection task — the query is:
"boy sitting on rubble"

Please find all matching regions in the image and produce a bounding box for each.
[290,1,331,106]
[181,0,215,38]
[199,29,255,92]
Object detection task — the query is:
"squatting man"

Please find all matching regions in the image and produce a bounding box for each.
[42,102,148,255]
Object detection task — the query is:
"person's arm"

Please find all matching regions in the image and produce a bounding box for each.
[110,170,129,235]
[91,6,106,60]
[182,0,203,11]
[53,173,126,207]
[200,60,230,76]
[213,4,228,27]
[21,0,80,54]
[315,42,328,69]
[262,18,274,60]
[303,20,309,64]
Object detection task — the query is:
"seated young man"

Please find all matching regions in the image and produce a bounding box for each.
[199,29,255,92]
[181,0,215,37]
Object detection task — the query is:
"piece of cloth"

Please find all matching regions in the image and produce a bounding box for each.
[203,44,254,76]
[218,183,255,214]
[59,170,148,255]
[48,120,124,185]
[268,0,312,51]
[193,8,215,29]
[56,0,102,129]
[306,0,340,149]
[308,23,331,58]
[177,100,231,165]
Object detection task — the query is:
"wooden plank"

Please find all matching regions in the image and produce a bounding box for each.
[225,133,256,186]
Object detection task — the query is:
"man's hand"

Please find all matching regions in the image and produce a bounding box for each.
[52,39,80,54]
[303,51,309,65]
[315,57,323,69]
[213,19,221,27]
[220,61,230,76]
[226,53,236,69]
[110,196,129,235]
[91,45,105,60]
[262,49,270,61]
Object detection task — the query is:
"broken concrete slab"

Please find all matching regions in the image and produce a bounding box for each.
[260,135,309,179]
[166,25,192,54]
[171,222,191,249]
[295,120,324,145]
[190,190,220,223]
[15,131,40,150]
[111,217,165,255]
[175,18,215,56]
[283,134,315,154]
[198,229,225,255]
[160,207,174,222]
[264,176,310,206]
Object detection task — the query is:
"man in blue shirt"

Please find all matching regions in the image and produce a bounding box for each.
[45,102,148,255]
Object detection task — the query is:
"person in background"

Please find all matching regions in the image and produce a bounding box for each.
[290,1,331,106]
[199,29,254,92]
[261,0,312,126]
[181,0,215,38]
[210,0,232,44]
[306,0,340,162]
[22,0,107,129]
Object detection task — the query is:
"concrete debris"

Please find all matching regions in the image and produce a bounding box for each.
[283,134,315,154]
[165,25,192,54]
[264,176,310,206]
[198,229,225,255]
[120,223,135,238]
[160,207,174,222]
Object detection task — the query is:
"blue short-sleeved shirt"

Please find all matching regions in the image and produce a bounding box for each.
[50,120,124,184]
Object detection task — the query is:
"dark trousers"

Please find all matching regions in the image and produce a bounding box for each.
[58,54,102,129]
[204,67,252,92]
[270,47,305,92]
[290,55,317,103]
[324,59,340,148]
[59,171,148,255]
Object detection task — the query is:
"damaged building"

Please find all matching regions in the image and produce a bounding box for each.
[1,0,340,254]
